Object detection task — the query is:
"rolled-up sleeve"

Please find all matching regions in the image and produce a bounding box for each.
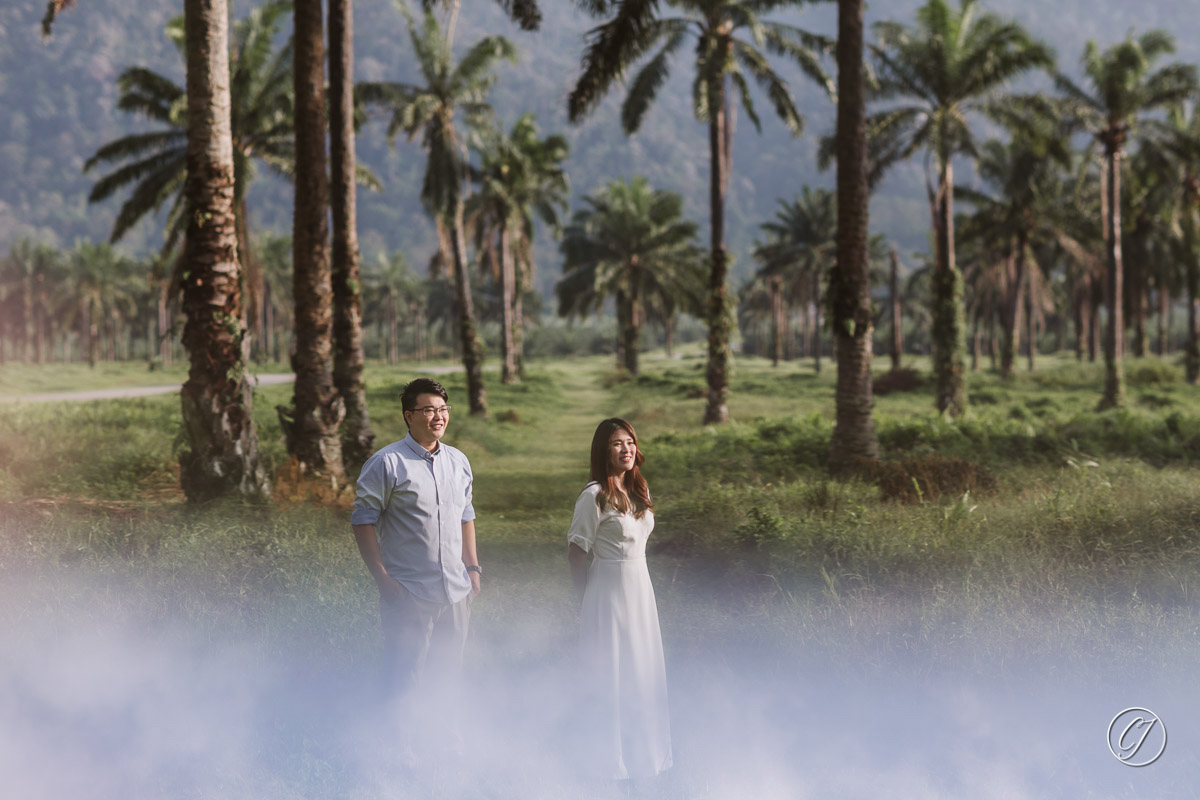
[351,455,391,526]
[567,487,601,553]
[460,459,476,524]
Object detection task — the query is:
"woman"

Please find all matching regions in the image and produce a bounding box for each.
[567,418,672,780]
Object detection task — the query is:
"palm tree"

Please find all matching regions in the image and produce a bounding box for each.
[753,189,836,373]
[1054,31,1198,407]
[468,113,570,384]
[867,0,1054,415]
[1,240,62,364]
[54,242,137,367]
[363,250,430,364]
[358,8,518,416]
[328,0,374,469]
[956,122,1071,378]
[569,0,834,423]
[84,2,296,274]
[557,177,705,376]
[280,0,345,482]
[1122,146,1179,360]
[254,231,295,364]
[828,0,877,465]
[178,0,269,502]
[1151,102,1200,382]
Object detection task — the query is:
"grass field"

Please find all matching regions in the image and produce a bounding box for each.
[3,349,1200,798]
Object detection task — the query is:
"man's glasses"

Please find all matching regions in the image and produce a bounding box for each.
[411,405,452,418]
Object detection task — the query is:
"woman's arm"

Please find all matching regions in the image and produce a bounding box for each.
[567,542,589,602]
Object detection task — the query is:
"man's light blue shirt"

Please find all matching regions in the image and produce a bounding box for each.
[351,432,476,604]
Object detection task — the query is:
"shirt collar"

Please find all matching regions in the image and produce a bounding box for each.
[401,432,440,460]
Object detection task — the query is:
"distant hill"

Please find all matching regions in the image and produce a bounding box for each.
[3,0,1199,296]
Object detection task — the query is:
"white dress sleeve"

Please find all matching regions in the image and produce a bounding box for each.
[567,483,602,553]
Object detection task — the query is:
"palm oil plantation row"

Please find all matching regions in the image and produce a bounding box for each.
[5,0,1200,501]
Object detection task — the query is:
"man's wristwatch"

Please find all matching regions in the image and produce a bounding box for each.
[466,565,482,576]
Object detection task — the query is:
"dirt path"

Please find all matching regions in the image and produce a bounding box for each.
[0,372,297,404]
[1,364,471,404]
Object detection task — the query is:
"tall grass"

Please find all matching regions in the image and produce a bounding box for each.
[3,351,1200,676]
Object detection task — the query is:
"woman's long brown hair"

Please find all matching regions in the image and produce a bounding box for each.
[588,418,653,519]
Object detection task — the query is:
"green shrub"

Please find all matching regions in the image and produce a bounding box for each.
[1128,360,1179,387]
[866,455,998,504]
[873,367,925,396]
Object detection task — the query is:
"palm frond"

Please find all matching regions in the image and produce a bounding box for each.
[84,130,186,172]
[569,0,665,122]
[620,27,687,134]
[733,39,803,136]
[87,148,186,204]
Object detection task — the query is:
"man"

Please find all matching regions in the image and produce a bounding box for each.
[351,377,481,751]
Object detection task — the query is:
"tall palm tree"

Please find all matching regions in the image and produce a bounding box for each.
[468,113,570,384]
[556,177,705,376]
[753,188,836,373]
[829,0,877,466]
[956,122,1071,378]
[358,8,518,416]
[867,0,1054,415]
[254,231,295,364]
[1054,30,1198,408]
[569,0,834,423]
[84,2,296,271]
[363,250,429,364]
[1123,146,1179,360]
[178,0,269,502]
[1151,102,1200,382]
[281,0,344,482]
[1,240,62,364]
[328,0,374,468]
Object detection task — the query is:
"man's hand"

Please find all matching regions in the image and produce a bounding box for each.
[375,574,408,603]
[468,570,481,597]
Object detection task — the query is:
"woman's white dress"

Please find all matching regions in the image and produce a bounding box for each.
[568,482,672,780]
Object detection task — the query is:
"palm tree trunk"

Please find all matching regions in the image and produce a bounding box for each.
[22,275,34,363]
[829,0,878,468]
[770,276,783,367]
[499,225,518,384]
[1185,216,1200,383]
[1074,281,1086,361]
[890,248,902,370]
[665,314,675,359]
[1156,285,1167,356]
[624,288,640,376]
[702,76,731,424]
[85,302,97,368]
[812,270,822,375]
[235,195,262,360]
[385,292,396,365]
[1089,274,1101,362]
[329,0,374,468]
[615,287,629,372]
[1026,267,1036,372]
[178,0,269,502]
[1132,247,1147,358]
[988,310,997,369]
[971,320,981,371]
[803,303,812,358]
[282,0,346,480]
[513,279,525,377]
[449,202,487,415]
[1100,147,1125,408]
[932,158,966,414]
[1000,250,1024,378]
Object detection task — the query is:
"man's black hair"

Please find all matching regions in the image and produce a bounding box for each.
[400,378,449,428]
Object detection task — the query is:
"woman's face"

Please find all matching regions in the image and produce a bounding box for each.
[608,428,637,475]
